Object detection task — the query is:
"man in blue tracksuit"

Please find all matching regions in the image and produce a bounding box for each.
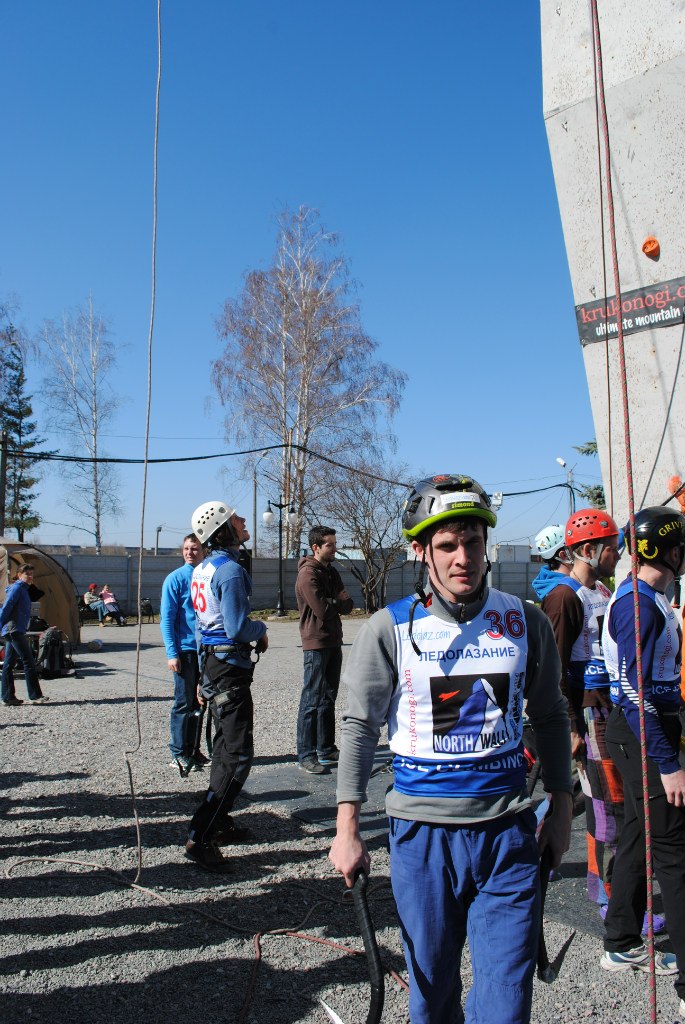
[184,500,268,872]
[160,532,205,775]
[330,474,572,1024]
[1,563,46,705]
[600,505,685,1012]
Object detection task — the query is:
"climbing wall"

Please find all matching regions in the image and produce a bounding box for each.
[541,0,685,521]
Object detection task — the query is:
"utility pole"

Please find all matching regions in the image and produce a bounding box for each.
[0,430,8,537]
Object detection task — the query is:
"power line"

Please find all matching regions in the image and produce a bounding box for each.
[8,440,587,503]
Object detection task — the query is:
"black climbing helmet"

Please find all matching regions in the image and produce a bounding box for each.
[626,506,685,574]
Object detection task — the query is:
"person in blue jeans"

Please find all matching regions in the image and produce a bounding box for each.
[160,533,206,775]
[295,526,353,774]
[329,474,572,1024]
[83,584,107,624]
[1,564,47,706]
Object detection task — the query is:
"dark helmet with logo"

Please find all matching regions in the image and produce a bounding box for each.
[402,474,497,540]
[627,506,685,573]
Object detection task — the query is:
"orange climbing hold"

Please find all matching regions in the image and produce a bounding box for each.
[642,236,660,259]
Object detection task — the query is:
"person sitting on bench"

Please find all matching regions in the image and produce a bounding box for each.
[99,585,126,626]
[83,584,107,624]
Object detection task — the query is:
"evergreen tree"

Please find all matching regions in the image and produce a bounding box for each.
[0,331,45,540]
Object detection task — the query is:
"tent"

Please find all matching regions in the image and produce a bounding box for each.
[0,540,81,644]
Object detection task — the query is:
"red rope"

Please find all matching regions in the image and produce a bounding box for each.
[590,4,657,1021]
[590,6,613,515]
[238,928,408,1024]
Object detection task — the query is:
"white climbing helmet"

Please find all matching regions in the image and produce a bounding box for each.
[534,524,569,562]
[191,500,236,543]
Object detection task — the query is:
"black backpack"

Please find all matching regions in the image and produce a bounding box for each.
[37,628,69,678]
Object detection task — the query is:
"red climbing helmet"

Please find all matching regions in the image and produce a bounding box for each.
[565,508,619,547]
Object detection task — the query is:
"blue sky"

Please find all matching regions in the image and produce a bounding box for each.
[1,2,599,551]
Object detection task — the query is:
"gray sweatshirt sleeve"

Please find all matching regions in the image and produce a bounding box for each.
[336,609,398,804]
[523,602,573,794]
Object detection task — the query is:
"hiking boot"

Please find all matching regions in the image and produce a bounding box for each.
[318,748,340,765]
[3,696,23,706]
[600,946,678,974]
[29,696,50,704]
[212,816,256,845]
[299,756,329,775]
[184,839,232,873]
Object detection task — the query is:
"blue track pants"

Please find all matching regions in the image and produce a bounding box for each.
[389,810,540,1024]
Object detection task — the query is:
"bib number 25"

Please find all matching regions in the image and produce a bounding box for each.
[191,580,207,613]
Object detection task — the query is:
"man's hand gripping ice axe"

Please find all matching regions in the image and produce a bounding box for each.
[536,789,573,983]
[320,869,385,1024]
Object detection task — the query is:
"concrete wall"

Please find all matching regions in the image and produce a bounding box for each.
[52,552,539,612]
[542,1,685,555]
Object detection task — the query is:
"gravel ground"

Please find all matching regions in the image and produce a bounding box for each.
[1,620,682,1024]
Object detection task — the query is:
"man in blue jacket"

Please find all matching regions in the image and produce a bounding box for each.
[184,500,268,872]
[160,533,206,776]
[600,505,685,1010]
[1,563,46,705]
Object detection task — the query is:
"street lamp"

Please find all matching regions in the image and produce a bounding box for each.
[155,525,164,555]
[263,494,297,616]
[556,457,576,516]
[252,450,269,558]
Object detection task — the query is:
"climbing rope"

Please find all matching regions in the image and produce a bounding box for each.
[590,6,613,515]
[590,4,657,1021]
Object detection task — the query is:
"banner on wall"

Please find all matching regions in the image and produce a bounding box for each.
[576,275,685,347]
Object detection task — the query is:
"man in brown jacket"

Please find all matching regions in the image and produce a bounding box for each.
[295,526,353,774]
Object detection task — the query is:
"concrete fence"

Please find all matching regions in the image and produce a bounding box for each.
[52,552,542,613]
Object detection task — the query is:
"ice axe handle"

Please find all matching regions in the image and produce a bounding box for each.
[537,845,556,983]
[351,870,385,1024]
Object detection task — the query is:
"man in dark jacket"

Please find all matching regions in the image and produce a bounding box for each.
[295,526,353,774]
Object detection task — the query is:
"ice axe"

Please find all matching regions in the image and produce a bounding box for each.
[537,844,556,983]
[321,869,385,1024]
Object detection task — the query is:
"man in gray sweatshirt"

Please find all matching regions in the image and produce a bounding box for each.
[329,474,572,1024]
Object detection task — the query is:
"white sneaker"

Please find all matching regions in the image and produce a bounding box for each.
[601,946,678,975]
[679,997,685,1019]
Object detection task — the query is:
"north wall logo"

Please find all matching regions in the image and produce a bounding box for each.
[430,672,510,753]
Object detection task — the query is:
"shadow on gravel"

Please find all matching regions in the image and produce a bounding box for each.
[0,801,327,880]
[61,694,171,705]
[550,929,577,978]
[1,771,89,786]
[0,872,405,1024]
[77,643,160,653]
[251,753,300,766]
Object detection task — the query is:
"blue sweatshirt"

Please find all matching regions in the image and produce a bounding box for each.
[160,562,197,658]
[531,565,568,600]
[0,580,32,635]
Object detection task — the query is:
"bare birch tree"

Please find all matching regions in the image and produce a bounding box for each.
[213,206,407,553]
[41,298,122,552]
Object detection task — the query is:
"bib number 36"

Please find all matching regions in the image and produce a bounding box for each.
[484,608,525,640]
